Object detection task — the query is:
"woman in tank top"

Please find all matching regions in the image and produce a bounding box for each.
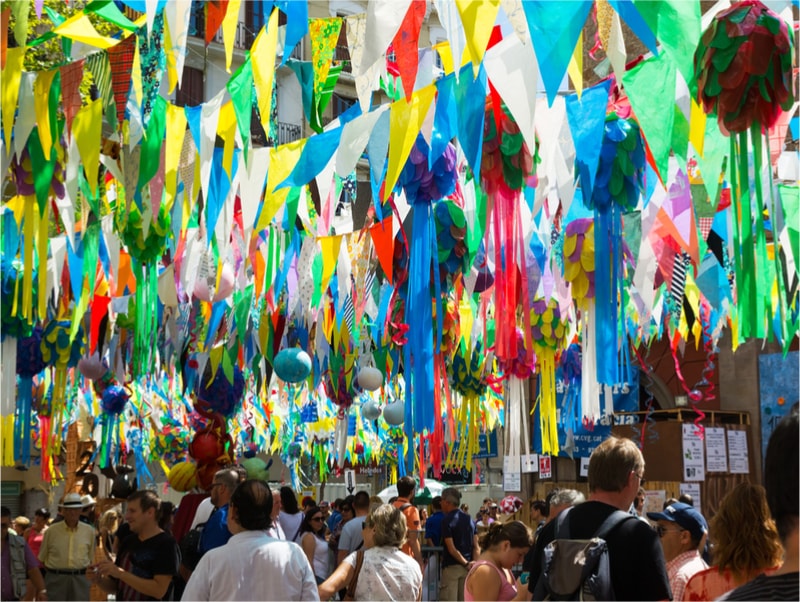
[296,505,331,584]
[465,520,534,602]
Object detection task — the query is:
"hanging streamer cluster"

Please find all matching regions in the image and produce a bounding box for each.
[0,0,796,487]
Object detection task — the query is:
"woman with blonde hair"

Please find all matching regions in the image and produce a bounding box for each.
[683,482,783,600]
[98,508,121,558]
[318,503,422,601]
[464,520,534,601]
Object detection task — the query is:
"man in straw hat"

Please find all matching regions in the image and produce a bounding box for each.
[38,493,95,601]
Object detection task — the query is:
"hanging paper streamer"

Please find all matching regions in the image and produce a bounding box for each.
[481,96,538,365]
[118,199,171,378]
[695,0,795,342]
[530,298,568,455]
[396,136,458,445]
[15,327,46,466]
[501,328,533,460]
[98,384,130,468]
[590,115,644,385]
[559,342,582,452]
[39,320,85,482]
[446,340,489,471]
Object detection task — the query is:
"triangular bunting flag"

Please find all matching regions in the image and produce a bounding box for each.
[522,0,593,106]
[370,216,394,283]
[107,34,137,128]
[565,79,612,203]
[455,0,500,69]
[392,0,427,101]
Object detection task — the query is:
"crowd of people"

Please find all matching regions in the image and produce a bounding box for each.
[2,404,797,601]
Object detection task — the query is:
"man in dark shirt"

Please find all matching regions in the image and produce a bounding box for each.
[94,490,180,601]
[424,496,444,547]
[722,404,799,601]
[523,436,671,601]
[439,487,478,601]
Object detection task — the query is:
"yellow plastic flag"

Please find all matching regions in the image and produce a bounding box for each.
[567,32,583,98]
[164,21,178,93]
[131,41,142,110]
[164,103,187,212]
[221,0,242,73]
[254,141,305,233]
[53,13,120,49]
[251,10,280,136]
[318,234,344,302]
[309,17,343,97]
[455,0,500,67]
[217,100,237,178]
[384,83,437,200]
[2,47,24,153]
[73,99,103,196]
[433,41,454,75]
[689,98,706,157]
[33,69,57,159]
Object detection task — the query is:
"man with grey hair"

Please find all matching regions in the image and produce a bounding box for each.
[523,436,670,600]
[546,489,585,523]
[439,487,478,601]
[199,467,239,553]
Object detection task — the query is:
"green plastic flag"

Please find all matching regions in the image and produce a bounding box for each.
[227,58,254,165]
[632,0,701,87]
[622,53,676,185]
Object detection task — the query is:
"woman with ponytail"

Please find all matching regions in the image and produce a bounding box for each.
[464,520,533,601]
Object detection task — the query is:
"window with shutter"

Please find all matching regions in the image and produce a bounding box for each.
[176,67,204,107]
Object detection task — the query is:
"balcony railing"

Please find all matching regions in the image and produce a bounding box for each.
[278,122,302,145]
[190,11,305,59]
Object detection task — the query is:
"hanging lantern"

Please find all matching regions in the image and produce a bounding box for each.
[167,461,198,492]
[274,348,313,383]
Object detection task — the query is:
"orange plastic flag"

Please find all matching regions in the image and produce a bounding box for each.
[369,216,394,283]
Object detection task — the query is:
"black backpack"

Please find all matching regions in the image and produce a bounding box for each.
[179,521,206,571]
[532,507,633,601]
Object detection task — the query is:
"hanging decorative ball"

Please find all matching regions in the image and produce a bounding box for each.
[361,398,383,421]
[167,461,198,492]
[325,370,355,409]
[591,115,645,213]
[100,384,130,415]
[357,367,383,392]
[499,495,524,514]
[274,348,312,383]
[481,96,539,196]
[77,354,108,381]
[242,456,271,481]
[396,136,458,205]
[500,328,533,379]
[562,219,596,304]
[383,400,405,426]
[16,327,46,378]
[194,257,236,303]
[195,364,246,419]
[188,430,226,466]
[449,342,488,397]
[288,442,302,460]
[561,343,582,382]
[118,200,170,264]
[694,0,794,134]
[40,320,85,368]
[530,298,568,352]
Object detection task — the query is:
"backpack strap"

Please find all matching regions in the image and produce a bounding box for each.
[593,510,634,540]
[399,503,412,512]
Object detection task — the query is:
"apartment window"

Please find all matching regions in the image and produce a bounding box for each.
[189,2,205,39]
[176,66,204,107]
[331,93,355,120]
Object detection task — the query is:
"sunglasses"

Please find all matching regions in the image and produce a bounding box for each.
[311,516,324,522]
[656,525,685,538]
[362,522,372,530]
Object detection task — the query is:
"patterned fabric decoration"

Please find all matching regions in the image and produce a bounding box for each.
[107,35,137,128]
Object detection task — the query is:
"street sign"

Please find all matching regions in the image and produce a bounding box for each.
[344,469,356,494]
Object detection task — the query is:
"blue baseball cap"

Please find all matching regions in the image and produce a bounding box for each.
[647,502,708,541]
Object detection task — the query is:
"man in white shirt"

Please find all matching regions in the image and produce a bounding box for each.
[182,480,319,601]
